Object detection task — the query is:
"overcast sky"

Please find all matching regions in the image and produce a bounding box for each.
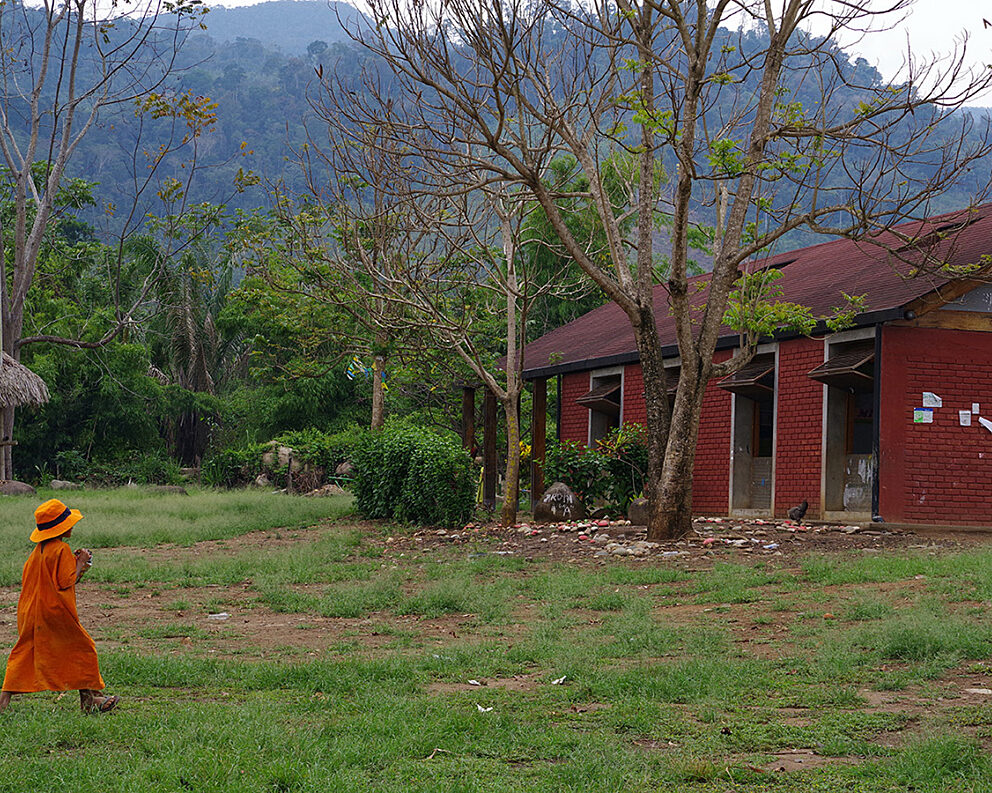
[210,0,992,104]
[828,0,992,106]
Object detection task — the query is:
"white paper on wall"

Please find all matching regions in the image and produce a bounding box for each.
[974,403,981,414]
[922,392,943,408]
[960,410,973,427]
[913,408,934,424]
[979,417,992,434]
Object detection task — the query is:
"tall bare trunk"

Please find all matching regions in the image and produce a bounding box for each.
[370,353,385,430]
[499,209,520,526]
[0,295,12,478]
[501,398,520,526]
[652,375,707,540]
[0,410,10,480]
[631,309,672,539]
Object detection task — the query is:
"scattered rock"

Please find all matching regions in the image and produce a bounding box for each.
[49,479,82,491]
[149,485,189,495]
[335,460,353,477]
[0,480,35,496]
[533,482,586,523]
[627,497,650,526]
[260,442,302,473]
[253,474,272,488]
[304,483,347,497]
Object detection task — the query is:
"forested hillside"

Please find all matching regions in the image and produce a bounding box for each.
[45,1,991,237]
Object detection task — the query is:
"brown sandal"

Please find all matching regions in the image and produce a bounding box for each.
[85,695,119,714]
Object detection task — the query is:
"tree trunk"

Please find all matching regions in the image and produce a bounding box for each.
[1,302,13,479]
[370,353,386,430]
[649,365,708,541]
[1,407,14,481]
[628,308,675,540]
[653,413,701,541]
[498,205,520,527]
[501,397,520,527]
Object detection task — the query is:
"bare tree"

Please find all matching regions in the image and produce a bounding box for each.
[342,0,992,538]
[0,0,213,476]
[276,87,572,524]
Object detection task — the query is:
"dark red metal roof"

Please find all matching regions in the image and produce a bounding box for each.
[522,204,992,378]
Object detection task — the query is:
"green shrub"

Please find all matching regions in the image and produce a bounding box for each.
[80,452,184,487]
[544,439,609,506]
[352,422,476,528]
[53,449,89,481]
[201,444,267,488]
[599,423,649,511]
[544,423,648,512]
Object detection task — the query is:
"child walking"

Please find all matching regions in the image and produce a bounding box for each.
[0,499,118,714]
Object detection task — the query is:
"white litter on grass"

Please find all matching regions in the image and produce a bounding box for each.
[551,675,567,685]
[207,612,230,621]
[476,704,493,712]
[468,679,484,686]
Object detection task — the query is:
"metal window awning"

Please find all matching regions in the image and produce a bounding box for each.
[807,347,875,391]
[717,359,775,399]
[577,381,621,416]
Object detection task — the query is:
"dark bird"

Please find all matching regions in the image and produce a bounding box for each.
[788,500,808,524]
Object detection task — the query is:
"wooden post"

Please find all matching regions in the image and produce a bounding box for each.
[286,453,293,494]
[461,386,475,453]
[483,388,497,511]
[530,377,547,511]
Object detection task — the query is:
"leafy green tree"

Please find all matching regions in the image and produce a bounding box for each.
[0,0,211,477]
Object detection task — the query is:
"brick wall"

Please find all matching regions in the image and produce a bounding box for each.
[560,372,589,444]
[880,326,992,526]
[774,337,825,518]
[555,353,737,515]
[622,363,647,426]
[691,351,733,514]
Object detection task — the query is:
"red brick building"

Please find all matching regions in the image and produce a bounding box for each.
[522,206,992,526]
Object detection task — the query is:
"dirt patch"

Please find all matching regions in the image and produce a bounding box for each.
[0,577,503,659]
[379,517,976,568]
[633,738,679,752]
[859,688,931,716]
[104,522,359,563]
[762,750,860,773]
[568,702,611,714]
[776,707,815,727]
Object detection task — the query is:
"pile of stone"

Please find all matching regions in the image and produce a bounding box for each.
[304,483,348,498]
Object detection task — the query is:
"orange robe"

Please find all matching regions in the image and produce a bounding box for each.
[2,539,104,693]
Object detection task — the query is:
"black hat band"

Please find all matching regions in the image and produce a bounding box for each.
[36,507,71,532]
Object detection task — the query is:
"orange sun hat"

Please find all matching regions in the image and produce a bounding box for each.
[30,499,84,543]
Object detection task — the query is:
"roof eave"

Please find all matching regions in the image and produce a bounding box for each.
[522,306,906,380]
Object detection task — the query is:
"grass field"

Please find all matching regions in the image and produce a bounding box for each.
[1,489,992,791]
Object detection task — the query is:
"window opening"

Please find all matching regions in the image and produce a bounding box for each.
[754,399,774,458]
[581,372,621,445]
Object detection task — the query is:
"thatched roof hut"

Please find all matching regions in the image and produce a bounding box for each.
[0,352,50,408]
